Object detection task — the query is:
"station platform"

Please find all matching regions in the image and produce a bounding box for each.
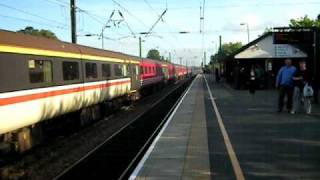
[130,74,320,180]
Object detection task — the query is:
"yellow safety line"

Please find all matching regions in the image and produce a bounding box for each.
[204,75,245,180]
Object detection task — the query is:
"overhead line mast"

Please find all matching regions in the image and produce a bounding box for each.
[200,0,206,66]
[70,0,76,43]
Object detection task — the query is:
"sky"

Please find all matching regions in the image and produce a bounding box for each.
[0,0,319,65]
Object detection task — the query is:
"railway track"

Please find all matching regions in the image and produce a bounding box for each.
[53,77,194,180]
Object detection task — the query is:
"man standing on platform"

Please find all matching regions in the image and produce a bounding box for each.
[276,59,296,112]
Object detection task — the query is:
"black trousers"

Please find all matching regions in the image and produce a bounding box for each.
[249,80,256,94]
[278,85,293,111]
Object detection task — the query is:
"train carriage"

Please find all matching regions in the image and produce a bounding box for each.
[0,30,192,153]
[0,30,140,151]
[140,58,164,88]
[174,64,187,80]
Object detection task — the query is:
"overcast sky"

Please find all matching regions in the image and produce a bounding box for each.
[0,0,319,65]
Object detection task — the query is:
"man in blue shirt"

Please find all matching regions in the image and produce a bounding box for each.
[276,59,296,112]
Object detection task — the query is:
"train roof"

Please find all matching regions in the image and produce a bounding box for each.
[142,58,178,66]
[0,29,140,63]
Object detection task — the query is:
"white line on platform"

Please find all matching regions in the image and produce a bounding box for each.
[129,75,199,180]
[204,75,245,180]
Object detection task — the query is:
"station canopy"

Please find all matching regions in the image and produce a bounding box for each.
[234,33,307,59]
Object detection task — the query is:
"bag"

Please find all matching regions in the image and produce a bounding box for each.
[303,83,314,97]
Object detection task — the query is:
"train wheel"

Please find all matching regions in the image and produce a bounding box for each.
[92,105,101,121]
[11,125,43,153]
[80,108,92,126]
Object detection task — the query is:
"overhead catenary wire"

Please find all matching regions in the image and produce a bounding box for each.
[0,13,68,30]
[121,1,320,11]
[43,0,124,37]
[144,9,167,38]
[112,0,178,56]
[141,0,183,52]
[118,10,136,37]
[112,0,149,29]
[0,2,68,27]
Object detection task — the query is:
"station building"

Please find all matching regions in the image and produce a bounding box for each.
[224,27,319,94]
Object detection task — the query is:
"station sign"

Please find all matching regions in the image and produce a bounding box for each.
[273,32,313,44]
[274,44,306,58]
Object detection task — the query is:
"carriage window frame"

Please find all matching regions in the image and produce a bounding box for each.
[85,62,98,79]
[28,59,53,84]
[102,63,111,78]
[62,61,79,81]
[114,64,126,77]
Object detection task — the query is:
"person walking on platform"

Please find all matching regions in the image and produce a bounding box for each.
[291,60,312,114]
[215,68,220,83]
[276,59,296,112]
[249,65,256,95]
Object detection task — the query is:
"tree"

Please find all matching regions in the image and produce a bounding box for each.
[210,42,243,64]
[17,26,58,40]
[220,42,243,57]
[262,27,273,35]
[289,15,320,28]
[147,49,161,60]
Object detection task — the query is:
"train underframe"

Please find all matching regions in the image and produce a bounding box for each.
[0,93,138,154]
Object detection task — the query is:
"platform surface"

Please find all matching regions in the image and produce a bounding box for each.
[131,74,320,180]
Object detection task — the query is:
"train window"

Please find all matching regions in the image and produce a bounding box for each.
[149,67,152,73]
[114,64,124,77]
[144,67,148,74]
[102,64,111,78]
[63,61,79,80]
[85,62,97,79]
[29,60,53,83]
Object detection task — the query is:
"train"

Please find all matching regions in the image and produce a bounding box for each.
[0,30,199,153]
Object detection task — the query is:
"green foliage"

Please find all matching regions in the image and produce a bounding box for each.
[262,27,273,35]
[289,15,320,28]
[17,26,58,40]
[147,49,161,60]
[210,42,243,64]
[220,42,243,57]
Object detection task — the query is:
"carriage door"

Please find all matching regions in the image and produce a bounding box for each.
[130,64,140,91]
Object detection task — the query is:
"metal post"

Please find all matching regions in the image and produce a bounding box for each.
[169,52,171,62]
[246,23,250,43]
[204,51,206,66]
[70,0,76,44]
[139,36,142,58]
[219,35,222,72]
[219,35,222,53]
[313,27,319,103]
[101,28,104,49]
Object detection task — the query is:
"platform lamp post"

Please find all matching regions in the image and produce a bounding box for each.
[240,23,250,43]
